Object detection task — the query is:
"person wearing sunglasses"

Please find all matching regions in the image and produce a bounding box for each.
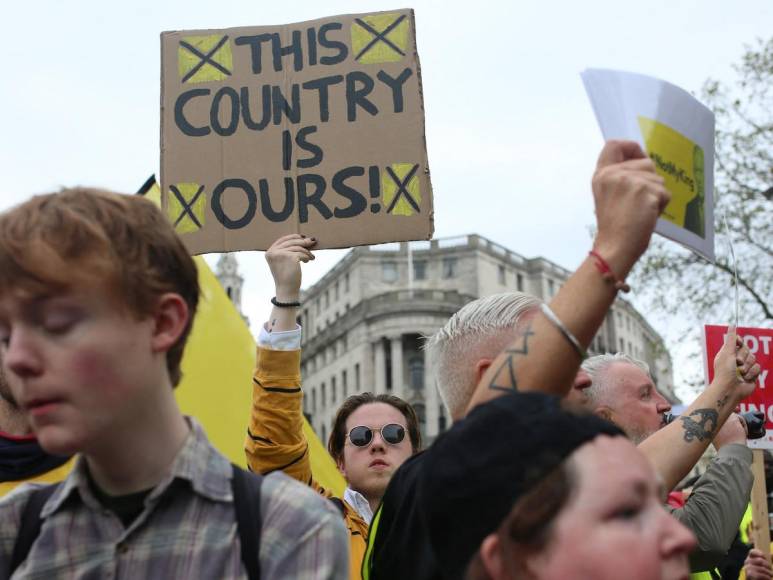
[245,234,421,579]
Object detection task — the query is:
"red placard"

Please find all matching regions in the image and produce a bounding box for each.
[704,325,773,448]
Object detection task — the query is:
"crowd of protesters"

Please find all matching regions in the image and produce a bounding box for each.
[0,139,768,579]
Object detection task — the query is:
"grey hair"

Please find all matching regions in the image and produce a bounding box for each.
[580,353,651,407]
[425,292,542,420]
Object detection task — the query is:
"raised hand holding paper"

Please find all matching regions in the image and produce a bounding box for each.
[581,69,715,261]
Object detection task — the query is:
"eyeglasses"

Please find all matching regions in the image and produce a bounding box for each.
[347,423,406,447]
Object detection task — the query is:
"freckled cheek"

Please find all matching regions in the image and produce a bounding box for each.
[69,349,129,396]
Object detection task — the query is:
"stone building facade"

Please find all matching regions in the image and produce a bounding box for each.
[292,235,676,444]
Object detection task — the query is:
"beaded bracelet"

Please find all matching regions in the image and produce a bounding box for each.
[271,296,301,308]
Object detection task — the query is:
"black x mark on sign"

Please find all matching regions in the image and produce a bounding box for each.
[353,15,407,61]
[170,184,205,229]
[179,36,231,83]
[385,164,420,214]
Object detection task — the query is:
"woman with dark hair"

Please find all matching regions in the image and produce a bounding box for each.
[244,235,420,578]
[410,391,695,580]
[465,436,694,580]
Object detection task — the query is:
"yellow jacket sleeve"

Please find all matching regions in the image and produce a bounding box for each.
[245,347,313,484]
[245,346,369,578]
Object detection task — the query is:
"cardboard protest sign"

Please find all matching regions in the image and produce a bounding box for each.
[581,69,715,261]
[161,10,433,254]
[704,325,773,448]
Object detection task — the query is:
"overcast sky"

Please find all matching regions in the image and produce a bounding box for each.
[2,0,770,400]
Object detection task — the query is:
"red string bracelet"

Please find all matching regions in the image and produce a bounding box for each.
[589,250,631,293]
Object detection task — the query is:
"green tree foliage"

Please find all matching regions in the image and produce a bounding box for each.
[633,38,772,329]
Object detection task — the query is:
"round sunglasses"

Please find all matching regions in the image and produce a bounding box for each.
[347,423,406,447]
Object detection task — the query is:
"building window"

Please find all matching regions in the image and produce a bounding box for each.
[516,273,524,291]
[442,257,457,278]
[321,382,327,407]
[438,405,447,434]
[619,338,625,352]
[548,279,555,297]
[355,363,361,392]
[344,272,350,292]
[331,376,337,403]
[324,290,329,308]
[414,260,427,280]
[498,265,506,285]
[321,424,327,445]
[409,355,424,390]
[312,388,317,412]
[342,370,348,398]
[382,261,398,283]
[334,281,339,301]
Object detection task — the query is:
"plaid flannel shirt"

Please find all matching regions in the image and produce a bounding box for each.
[0,418,348,579]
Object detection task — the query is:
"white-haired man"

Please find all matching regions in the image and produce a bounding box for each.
[572,352,758,573]
[425,292,542,422]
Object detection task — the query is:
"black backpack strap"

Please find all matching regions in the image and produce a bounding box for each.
[328,496,346,516]
[10,484,59,574]
[231,464,262,580]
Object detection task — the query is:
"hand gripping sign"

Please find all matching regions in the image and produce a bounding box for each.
[704,325,773,448]
[161,10,434,254]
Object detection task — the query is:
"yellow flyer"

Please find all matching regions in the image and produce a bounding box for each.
[581,68,715,261]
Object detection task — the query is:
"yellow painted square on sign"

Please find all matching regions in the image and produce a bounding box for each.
[351,13,409,64]
[383,163,421,216]
[168,182,206,234]
[178,35,233,84]
[638,116,705,237]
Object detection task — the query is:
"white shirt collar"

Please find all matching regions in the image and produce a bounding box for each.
[343,486,373,524]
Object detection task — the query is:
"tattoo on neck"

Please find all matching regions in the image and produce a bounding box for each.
[679,408,719,443]
[488,323,535,392]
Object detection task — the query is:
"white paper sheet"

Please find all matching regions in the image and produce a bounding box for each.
[581,68,715,262]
